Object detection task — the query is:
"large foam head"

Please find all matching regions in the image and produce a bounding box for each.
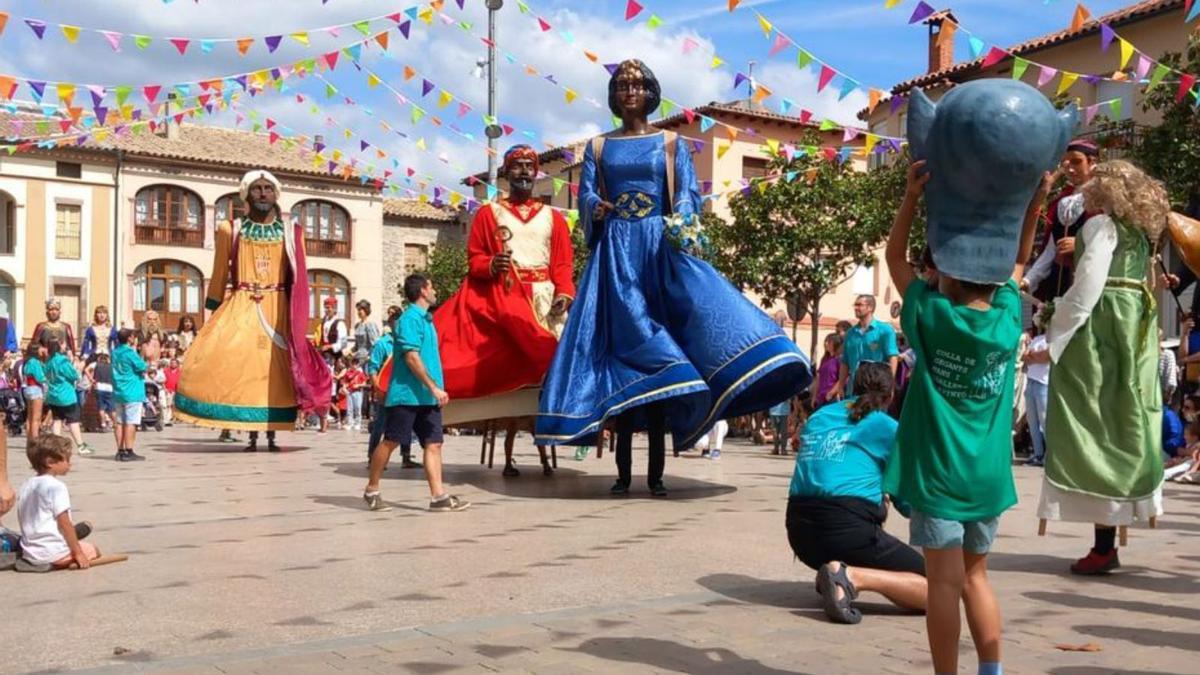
[907,79,1078,284]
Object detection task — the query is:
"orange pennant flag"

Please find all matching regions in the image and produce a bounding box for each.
[728,0,740,9]
[374,32,389,50]
[525,65,538,76]
[1070,3,1091,32]
[584,50,598,62]
[868,88,883,113]
[0,13,8,37]
[752,84,773,104]
[403,65,416,81]
[724,125,738,142]
[237,38,253,55]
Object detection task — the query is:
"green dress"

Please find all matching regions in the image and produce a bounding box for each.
[1039,215,1163,525]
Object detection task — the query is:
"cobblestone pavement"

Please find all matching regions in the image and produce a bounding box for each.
[4,424,1198,674]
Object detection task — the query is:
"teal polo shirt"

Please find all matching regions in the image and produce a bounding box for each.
[841,318,898,394]
[385,304,443,407]
[788,399,898,505]
[45,353,79,407]
[111,344,148,404]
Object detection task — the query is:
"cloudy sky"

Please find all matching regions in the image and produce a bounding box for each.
[0,0,1145,196]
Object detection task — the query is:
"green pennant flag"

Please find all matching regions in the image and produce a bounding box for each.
[483,115,497,126]
[411,106,426,123]
[517,0,530,13]
[353,20,371,36]
[133,35,152,49]
[565,210,579,230]
[36,121,49,135]
[818,119,836,131]
[1012,58,1029,81]
[611,115,623,128]
[458,21,472,31]
[325,83,337,98]
[1109,98,1123,120]
[252,123,262,132]
[552,177,565,196]
[1147,63,1171,91]
[659,99,675,116]
[114,85,132,106]
[796,49,812,69]
[646,14,663,29]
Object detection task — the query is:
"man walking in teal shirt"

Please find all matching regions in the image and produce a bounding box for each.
[111,328,148,462]
[832,295,899,398]
[363,274,468,512]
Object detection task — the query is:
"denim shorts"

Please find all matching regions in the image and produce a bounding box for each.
[22,385,44,401]
[115,402,143,426]
[910,509,1000,554]
[95,390,115,412]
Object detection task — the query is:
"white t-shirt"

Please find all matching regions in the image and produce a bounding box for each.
[1026,334,1050,385]
[17,474,72,564]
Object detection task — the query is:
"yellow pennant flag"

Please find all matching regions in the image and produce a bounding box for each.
[449,192,463,207]
[885,0,902,7]
[61,25,81,43]
[765,139,779,155]
[343,128,353,139]
[56,83,75,105]
[1118,39,1133,70]
[565,88,578,104]
[93,129,109,142]
[291,31,309,46]
[1056,71,1078,96]
[756,12,772,38]
[419,7,434,24]
[332,149,343,161]
[757,181,769,194]
[711,56,724,69]
[367,73,381,88]
[416,137,427,150]
[864,133,879,154]
[438,90,453,108]
[717,142,731,159]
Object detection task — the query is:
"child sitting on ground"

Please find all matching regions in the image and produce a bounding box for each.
[1166,419,1200,482]
[17,434,101,570]
[883,160,1049,675]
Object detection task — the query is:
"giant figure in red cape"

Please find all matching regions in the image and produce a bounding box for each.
[434,145,575,474]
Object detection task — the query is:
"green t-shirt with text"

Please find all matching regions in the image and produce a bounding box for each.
[884,279,1021,521]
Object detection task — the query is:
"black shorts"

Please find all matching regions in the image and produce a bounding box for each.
[48,402,81,424]
[382,405,443,446]
[785,496,925,576]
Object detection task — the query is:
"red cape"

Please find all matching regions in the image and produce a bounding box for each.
[433,200,574,400]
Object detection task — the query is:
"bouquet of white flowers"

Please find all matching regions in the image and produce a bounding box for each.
[664,212,711,258]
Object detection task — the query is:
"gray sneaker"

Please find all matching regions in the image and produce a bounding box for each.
[429,495,470,512]
[362,492,391,511]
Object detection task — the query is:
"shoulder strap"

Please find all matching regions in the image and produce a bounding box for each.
[663,130,677,216]
[590,136,607,203]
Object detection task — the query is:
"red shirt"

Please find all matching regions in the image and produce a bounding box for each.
[341,368,368,391]
[163,366,181,393]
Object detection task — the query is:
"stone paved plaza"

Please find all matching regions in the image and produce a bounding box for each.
[3,424,1198,674]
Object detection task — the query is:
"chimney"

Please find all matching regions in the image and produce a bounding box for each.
[925,10,957,74]
[313,134,324,151]
[166,92,181,140]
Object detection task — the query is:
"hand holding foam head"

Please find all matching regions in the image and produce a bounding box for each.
[907,80,1078,284]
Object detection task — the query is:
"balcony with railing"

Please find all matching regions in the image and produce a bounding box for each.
[304,237,351,258]
[135,223,204,247]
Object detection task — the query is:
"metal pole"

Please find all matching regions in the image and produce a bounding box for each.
[484,0,504,189]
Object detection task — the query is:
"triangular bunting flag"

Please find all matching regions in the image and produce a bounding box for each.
[868,89,883,113]
[1178,74,1197,103]
[646,14,662,29]
[25,19,46,40]
[565,88,578,104]
[1037,66,1058,87]
[1135,55,1152,81]
[682,37,699,54]
[55,83,75,106]
[817,65,836,92]
[1070,3,1091,33]
[729,0,741,10]
[100,31,123,51]
[838,78,858,101]
[908,1,935,24]
[968,36,985,59]
[1012,58,1030,80]
[700,116,716,132]
[982,47,1007,68]
[353,20,371,36]
[399,21,411,39]
[1147,63,1171,90]
[753,84,773,104]
[60,25,81,43]
[375,31,389,50]
[115,85,132,106]
[1100,23,1115,51]
[1109,98,1122,120]
[716,142,731,159]
[1118,39,1133,69]
[439,90,453,107]
[769,32,790,57]
[291,31,309,46]
[367,73,381,88]
[796,49,812,69]
[1056,71,1079,96]
[169,38,190,55]
[711,56,724,69]
[237,38,253,55]
[265,35,282,53]
[143,85,161,103]
[538,17,551,31]
[422,79,435,96]
[756,12,772,38]
[1084,104,1098,126]
[200,39,214,54]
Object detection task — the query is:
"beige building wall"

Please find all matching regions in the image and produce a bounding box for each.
[0,152,115,341]
[381,217,466,310]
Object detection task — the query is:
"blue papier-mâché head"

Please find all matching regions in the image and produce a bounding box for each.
[907,79,1078,284]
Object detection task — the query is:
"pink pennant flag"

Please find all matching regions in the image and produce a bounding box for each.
[981,47,1008,68]
[768,32,790,57]
[1177,74,1197,103]
[143,85,162,103]
[326,27,341,38]
[1135,54,1152,80]
[1084,104,1098,125]
[1036,66,1058,87]
[683,108,696,123]
[842,127,858,143]
[457,101,471,117]
[169,38,190,55]
[682,37,699,54]
[100,31,123,51]
[537,17,551,31]
[625,0,644,20]
[817,65,836,92]
[323,51,339,69]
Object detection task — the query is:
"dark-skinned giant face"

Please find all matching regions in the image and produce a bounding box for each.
[607,59,661,119]
[239,169,282,220]
[503,145,539,196]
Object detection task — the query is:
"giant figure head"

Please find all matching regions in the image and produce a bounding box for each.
[907,79,1078,284]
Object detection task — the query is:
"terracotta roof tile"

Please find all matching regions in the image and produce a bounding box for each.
[382,198,456,222]
[890,0,1185,95]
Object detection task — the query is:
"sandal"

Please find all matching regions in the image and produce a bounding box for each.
[815,562,862,625]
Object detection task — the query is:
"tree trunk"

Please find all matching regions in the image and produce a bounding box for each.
[808,294,821,362]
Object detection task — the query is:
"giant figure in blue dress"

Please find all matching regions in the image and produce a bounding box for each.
[536,60,812,496]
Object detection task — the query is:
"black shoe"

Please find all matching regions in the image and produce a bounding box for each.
[402,458,422,469]
[124,451,146,462]
[243,442,258,453]
[649,481,668,497]
[610,480,630,496]
[114,450,126,462]
[541,461,554,476]
[503,464,520,477]
[267,442,281,452]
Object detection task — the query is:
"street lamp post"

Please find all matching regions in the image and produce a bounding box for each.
[484,0,504,191]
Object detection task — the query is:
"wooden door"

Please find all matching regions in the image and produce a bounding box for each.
[53,284,83,350]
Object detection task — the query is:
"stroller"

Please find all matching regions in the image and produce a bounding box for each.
[0,388,24,436]
[140,381,164,432]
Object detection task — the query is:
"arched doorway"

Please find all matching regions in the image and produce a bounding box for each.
[307,269,350,337]
[0,190,15,256]
[132,259,205,331]
[0,270,15,334]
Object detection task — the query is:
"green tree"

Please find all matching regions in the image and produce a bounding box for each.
[420,240,468,307]
[707,143,918,357]
[1131,34,1200,209]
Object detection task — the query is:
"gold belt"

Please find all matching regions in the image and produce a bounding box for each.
[236,282,287,303]
[516,267,550,283]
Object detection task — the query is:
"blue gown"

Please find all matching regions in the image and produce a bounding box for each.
[535,132,812,450]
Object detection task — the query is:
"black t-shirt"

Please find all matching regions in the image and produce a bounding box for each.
[92,361,113,385]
